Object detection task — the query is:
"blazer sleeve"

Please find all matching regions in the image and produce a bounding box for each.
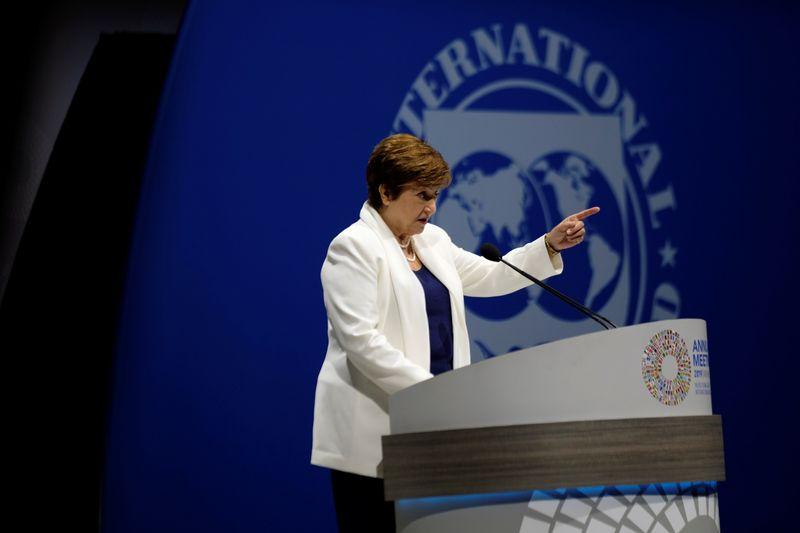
[321,232,433,395]
[450,234,564,297]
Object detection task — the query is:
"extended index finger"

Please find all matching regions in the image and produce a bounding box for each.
[573,206,601,221]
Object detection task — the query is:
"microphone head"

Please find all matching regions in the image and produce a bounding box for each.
[479,243,502,262]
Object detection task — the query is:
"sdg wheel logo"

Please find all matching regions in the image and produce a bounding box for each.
[642,329,692,406]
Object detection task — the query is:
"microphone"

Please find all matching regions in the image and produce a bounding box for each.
[479,243,617,330]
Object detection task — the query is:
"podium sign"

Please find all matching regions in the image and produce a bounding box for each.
[383,319,724,532]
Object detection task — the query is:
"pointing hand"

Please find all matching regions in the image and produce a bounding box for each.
[547,206,600,252]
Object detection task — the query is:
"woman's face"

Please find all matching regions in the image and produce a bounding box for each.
[379,184,441,239]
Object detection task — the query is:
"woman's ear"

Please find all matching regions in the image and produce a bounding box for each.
[379,184,391,206]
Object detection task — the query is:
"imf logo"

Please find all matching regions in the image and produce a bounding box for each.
[392,23,681,360]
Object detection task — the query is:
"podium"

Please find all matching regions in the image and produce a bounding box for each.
[382,319,724,533]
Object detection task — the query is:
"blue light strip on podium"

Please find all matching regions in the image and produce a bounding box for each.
[396,481,718,507]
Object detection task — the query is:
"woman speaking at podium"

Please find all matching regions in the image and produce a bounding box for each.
[311,134,598,531]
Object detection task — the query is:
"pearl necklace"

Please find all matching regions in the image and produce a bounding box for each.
[399,238,416,262]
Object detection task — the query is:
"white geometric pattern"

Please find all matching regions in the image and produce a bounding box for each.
[520,483,719,532]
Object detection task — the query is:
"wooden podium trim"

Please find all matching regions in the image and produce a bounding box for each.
[382,415,724,500]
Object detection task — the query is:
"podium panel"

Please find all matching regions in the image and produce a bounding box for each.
[383,319,723,533]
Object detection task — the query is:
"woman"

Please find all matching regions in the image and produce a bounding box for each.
[311,134,598,531]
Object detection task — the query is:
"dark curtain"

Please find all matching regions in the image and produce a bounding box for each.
[2,32,175,530]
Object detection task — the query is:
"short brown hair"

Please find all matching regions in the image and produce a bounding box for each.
[366,134,452,209]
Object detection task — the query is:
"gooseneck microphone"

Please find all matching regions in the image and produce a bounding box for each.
[479,243,617,330]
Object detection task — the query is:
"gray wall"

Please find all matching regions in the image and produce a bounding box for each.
[2,0,186,304]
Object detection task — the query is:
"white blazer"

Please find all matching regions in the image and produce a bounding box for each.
[310,202,563,477]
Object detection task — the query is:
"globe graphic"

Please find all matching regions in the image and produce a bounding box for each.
[435,150,623,322]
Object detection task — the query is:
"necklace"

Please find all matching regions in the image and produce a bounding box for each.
[398,238,416,262]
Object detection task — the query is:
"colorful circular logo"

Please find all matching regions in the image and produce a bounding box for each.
[642,329,692,405]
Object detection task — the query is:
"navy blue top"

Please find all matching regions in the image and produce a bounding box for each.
[413,263,454,376]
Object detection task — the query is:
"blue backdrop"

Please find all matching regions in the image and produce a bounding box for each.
[102,1,799,531]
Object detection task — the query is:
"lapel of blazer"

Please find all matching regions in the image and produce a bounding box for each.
[412,230,461,299]
[359,203,430,371]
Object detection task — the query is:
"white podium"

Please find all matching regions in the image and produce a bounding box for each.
[382,319,724,533]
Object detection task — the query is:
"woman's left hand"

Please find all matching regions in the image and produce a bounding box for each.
[547,206,601,251]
